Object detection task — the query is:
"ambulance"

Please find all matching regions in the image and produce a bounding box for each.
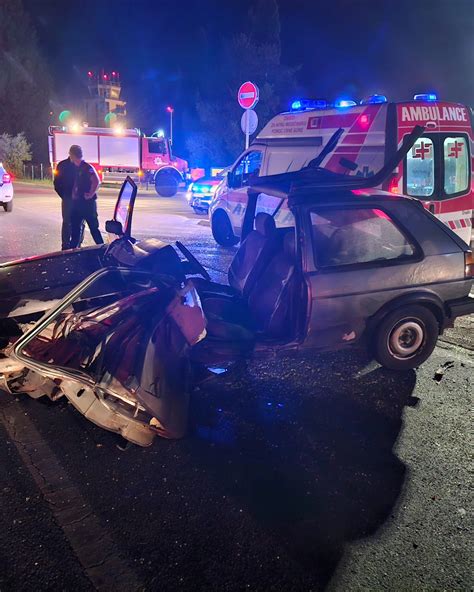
[209,94,473,246]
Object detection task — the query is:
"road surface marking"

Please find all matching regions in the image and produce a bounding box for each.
[0,393,144,591]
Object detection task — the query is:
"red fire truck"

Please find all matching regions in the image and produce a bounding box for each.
[210,94,473,246]
[49,126,189,197]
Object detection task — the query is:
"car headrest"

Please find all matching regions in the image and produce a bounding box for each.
[255,212,276,237]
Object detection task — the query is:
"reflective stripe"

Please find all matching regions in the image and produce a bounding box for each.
[445,218,471,230]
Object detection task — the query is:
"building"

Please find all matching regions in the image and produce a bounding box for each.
[84,71,127,127]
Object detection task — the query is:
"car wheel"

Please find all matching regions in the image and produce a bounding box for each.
[155,171,179,197]
[3,201,12,212]
[373,305,439,370]
[211,210,238,246]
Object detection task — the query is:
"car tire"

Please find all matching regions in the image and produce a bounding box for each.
[373,305,439,370]
[211,210,239,246]
[155,171,179,197]
[3,201,12,212]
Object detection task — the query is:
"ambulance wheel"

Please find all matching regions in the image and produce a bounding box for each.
[3,201,12,212]
[155,171,179,197]
[211,210,238,246]
[372,305,439,370]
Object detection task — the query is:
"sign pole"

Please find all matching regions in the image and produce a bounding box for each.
[238,81,259,151]
[245,111,250,150]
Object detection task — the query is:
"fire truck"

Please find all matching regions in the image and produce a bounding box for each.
[210,94,473,246]
[49,126,189,197]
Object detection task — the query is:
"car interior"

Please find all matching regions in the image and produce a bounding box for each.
[107,178,303,350]
[195,211,302,350]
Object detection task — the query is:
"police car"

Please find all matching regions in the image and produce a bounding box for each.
[210,94,473,246]
[0,163,13,212]
[186,170,227,214]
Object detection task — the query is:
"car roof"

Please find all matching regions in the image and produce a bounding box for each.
[249,124,426,206]
[250,166,408,203]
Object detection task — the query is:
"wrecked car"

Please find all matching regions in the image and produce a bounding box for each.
[0,125,472,447]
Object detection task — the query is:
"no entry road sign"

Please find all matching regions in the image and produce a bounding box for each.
[238,81,259,110]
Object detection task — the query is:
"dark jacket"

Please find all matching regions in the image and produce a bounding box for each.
[72,161,98,201]
[54,159,98,201]
[53,158,76,200]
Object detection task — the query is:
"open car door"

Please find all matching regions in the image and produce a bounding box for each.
[106,176,137,239]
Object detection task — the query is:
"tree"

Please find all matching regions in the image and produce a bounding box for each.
[0,133,32,177]
[0,0,53,163]
[186,0,299,169]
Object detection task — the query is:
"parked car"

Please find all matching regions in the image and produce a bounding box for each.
[0,125,472,448]
[186,170,227,214]
[0,164,13,212]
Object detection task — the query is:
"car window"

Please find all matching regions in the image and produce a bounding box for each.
[232,151,262,188]
[406,137,434,197]
[255,193,295,228]
[444,137,469,195]
[311,208,415,268]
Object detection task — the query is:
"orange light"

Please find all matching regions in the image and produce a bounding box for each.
[388,177,399,194]
[465,251,474,278]
[53,168,59,176]
[138,170,144,177]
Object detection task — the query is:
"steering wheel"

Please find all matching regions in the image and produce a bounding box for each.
[175,241,211,281]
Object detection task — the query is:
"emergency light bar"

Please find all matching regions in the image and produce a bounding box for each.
[334,98,357,108]
[290,99,329,112]
[361,94,388,105]
[414,93,438,102]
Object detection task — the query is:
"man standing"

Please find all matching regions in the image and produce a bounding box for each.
[53,145,84,250]
[68,145,104,249]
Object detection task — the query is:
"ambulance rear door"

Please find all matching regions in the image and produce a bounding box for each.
[396,102,473,245]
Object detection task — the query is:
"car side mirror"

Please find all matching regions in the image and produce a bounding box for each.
[105,219,123,235]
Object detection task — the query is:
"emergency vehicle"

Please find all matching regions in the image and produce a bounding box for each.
[210,94,473,246]
[49,125,189,197]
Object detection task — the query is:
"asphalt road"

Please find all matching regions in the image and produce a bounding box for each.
[0,182,472,591]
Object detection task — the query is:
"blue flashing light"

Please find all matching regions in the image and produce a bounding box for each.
[335,98,357,108]
[290,98,329,112]
[414,93,438,102]
[362,94,388,105]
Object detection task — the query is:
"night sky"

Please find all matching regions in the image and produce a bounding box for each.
[24,0,474,151]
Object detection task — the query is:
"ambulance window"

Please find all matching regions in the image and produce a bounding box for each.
[311,208,415,268]
[232,151,262,188]
[406,138,434,198]
[443,137,469,195]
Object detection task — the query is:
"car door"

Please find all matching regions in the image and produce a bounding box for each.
[226,149,265,234]
[303,203,422,349]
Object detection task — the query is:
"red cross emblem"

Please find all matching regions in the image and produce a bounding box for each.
[448,140,463,159]
[412,141,431,160]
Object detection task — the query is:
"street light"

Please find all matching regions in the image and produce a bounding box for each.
[166,106,174,145]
